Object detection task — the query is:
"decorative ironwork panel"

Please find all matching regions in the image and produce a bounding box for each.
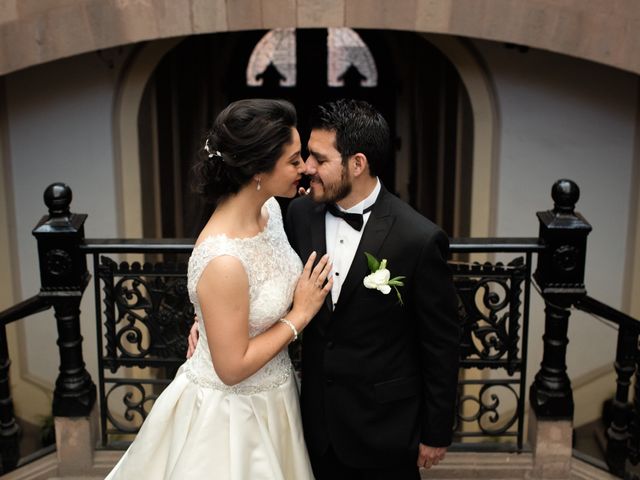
[450,257,530,449]
[96,255,193,447]
[93,251,532,451]
[455,258,525,372]
[100,257,193,364]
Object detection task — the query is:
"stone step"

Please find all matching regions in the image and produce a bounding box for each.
[1,450,619,479]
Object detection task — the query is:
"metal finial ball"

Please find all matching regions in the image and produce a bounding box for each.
[551,179,579,213]
[44,183,72,216]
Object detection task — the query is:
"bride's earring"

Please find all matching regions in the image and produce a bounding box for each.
[256,177,261,191]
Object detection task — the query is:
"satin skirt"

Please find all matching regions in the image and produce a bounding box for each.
[105,366,314,480]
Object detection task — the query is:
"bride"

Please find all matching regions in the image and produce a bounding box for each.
[106,99,332,479]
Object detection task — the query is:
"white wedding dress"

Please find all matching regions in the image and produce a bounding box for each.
[106,198,314,480]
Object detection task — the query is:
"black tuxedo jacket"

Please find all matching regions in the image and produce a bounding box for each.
[286,187,460,468]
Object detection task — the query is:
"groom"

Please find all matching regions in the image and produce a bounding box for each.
[286,99,460,479]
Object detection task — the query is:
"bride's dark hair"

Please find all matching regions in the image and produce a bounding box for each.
[193,98,297,204]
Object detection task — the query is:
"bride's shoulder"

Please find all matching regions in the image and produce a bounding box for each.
[190,235,243,268]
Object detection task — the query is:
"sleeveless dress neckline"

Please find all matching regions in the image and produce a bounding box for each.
[194,200,272,249]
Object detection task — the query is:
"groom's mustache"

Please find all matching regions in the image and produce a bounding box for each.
[301,174,322,186]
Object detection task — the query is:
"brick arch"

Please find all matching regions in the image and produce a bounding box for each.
[1,0,639,76]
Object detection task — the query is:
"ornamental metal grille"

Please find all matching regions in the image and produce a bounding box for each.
[94,255,193,447]
[450,256,531,450]
[92,245,533,451]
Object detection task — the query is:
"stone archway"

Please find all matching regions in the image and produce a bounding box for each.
[2,1,640,77]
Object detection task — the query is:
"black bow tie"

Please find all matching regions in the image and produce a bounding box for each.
[326,204,374,231]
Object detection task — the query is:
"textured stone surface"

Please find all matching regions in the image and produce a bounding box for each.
[2,0,640,75]
[191,0,228,33]
[54,406,98,477]
[345,0,418,29]
[415,0,454,33]
[4,449,620,479]
[528,411,573,479]
[226,0,262,31]
[297,0,344,27]
[262,0,296,28]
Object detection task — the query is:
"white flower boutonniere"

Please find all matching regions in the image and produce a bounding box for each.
[363,252,406,306]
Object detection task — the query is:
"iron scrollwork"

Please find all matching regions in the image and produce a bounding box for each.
[456,384,519,435]
[104,382,159,433]
[100,257,193,364]
[97,255,194,444]
[451,257,528,444]
[96,252,531,448]
[454,258,525,373]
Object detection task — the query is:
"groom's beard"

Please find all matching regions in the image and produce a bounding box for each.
[311,167,352,204]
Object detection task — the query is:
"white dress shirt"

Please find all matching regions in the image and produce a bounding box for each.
[326,178,381,308]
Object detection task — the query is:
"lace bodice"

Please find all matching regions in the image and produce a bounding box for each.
[184,198,302,395]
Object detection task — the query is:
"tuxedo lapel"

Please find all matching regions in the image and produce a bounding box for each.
[309,202,327,257]
[308,202,333,313]
[333,190,394,312]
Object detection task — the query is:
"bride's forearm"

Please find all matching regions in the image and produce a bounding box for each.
[208,312,307,386]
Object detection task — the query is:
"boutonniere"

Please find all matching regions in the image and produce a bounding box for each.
[363,252,405,306]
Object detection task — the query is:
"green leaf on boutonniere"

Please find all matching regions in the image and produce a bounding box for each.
[388,276,406,286]
[393,286,404,306]
[364,251,380,272]
[388,276,406,305]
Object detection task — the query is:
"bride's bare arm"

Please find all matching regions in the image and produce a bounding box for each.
[197,252,332,386]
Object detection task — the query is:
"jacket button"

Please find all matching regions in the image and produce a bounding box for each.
[327,341,335,350]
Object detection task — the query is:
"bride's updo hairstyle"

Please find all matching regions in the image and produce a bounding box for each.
[193,98,297,204]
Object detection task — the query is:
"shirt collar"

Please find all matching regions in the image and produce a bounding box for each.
[338,178,381,214]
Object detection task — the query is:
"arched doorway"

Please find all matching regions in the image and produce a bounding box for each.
[136,30,475,239]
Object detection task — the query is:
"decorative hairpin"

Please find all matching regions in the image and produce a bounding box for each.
[204,139,223,160]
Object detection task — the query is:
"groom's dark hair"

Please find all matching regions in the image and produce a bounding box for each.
[310,99,390,176]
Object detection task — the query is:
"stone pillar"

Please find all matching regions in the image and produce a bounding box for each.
[32,183,97,475]
[528,179,591,479]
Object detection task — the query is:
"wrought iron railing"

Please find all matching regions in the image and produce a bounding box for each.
[573,296,640,478]
[449,240,542,450]
[80,240,193,447]
[0,295,51,473]
[4,179,639,478]
[82,238,542,451]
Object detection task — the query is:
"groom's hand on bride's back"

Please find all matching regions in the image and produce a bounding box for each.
[186,319,199,359]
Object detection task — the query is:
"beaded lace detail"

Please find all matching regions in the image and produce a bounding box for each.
[184,198,302,395]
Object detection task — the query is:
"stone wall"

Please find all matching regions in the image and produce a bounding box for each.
[0,0,640,76]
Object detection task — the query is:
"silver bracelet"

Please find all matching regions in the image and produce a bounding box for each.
[279,318,299,342]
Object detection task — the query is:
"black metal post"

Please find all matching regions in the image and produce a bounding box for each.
[32,183,96,416]
[604,325,637,477]
[530,179,591,419]
[0,324,20,474]
[530,303,573,417]
[626,355,640,480]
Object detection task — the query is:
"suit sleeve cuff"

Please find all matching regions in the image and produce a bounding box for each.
[420,431,453,448]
